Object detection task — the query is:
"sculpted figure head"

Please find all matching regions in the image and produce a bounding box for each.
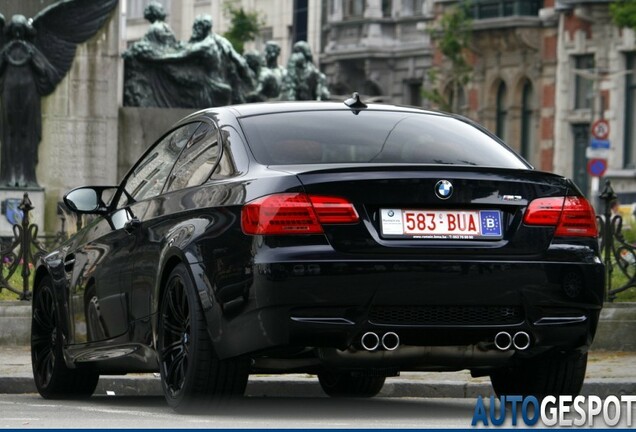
[7,15,35,40]
[264,41,281,66]
[191,15,212,42]
[144,1,167,23]
[292,40,313,63]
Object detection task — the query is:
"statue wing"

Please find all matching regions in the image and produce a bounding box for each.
[31,0,118,90]
[0,14,5,50]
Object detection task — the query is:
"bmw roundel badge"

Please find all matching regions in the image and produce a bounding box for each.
[435,180,453,200]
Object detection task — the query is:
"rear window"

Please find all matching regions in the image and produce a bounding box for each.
[239,110,529,169]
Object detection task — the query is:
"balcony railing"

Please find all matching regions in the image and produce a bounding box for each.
[469,0,543,20]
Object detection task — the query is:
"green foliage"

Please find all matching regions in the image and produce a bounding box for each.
[610,0,636,31]
[423,1,473,113]
[0,264,34,301]
[222,0,263,54]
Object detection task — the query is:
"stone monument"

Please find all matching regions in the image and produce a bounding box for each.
[0,0,120,235]
[124,6,256,108]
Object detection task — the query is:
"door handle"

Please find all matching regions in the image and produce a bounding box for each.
[124,217,141,234]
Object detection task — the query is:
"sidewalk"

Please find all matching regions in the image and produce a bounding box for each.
[1,346,635,398]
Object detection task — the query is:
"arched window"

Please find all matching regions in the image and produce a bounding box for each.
[520,80,534,161]
[496,81,508,141]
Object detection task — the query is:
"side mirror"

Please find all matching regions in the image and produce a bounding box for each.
[63,186,117,215]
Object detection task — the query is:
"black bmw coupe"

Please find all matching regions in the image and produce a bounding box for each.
[31,96,604,411]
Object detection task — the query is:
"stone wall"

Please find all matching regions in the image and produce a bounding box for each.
[34,4,121,234]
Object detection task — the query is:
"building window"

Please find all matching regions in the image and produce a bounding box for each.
[625,52,636,169]
[403,0,425,15]
[127,0,171,20]
[293,0,308,42]
[344,0,365,19]
[470,0,542,19]
[574,54,595,110]
[407,80,422,106]
[496,81,508,141]
[383,0,393,17]
[520,80,534,161]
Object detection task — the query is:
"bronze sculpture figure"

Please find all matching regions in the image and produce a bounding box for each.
[244,50,279,102]
[0,0,118,188]
[285,41,330,101]
[263,41,286,99]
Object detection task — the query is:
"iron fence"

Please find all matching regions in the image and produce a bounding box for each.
[597,180,636,302]
[0,193,66,301]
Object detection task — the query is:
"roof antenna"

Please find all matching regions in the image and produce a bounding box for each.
[344,92,367,114]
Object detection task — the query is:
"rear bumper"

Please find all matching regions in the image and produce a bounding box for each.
[210,259,604,365]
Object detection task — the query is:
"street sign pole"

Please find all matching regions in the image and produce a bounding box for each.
[587,120,610,209]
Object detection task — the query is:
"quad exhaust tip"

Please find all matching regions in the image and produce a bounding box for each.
[513,331,531,350]
[494,331,531,351]
[381,332,400,351]
[361,332,380,351]
[494,331,512,351]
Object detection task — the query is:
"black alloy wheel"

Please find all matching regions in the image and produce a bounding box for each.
[318,370,386,397]
[31,277,99,398]
[158,263,249,413]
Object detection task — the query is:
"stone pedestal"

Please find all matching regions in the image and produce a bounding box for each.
[0,188,45,238]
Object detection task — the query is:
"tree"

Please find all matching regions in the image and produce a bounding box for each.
[222,1,263,54]
[610,0,636,30]
[423,1,473,113]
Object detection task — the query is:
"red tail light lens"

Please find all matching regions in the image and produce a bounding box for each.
[524,196,597,237]
[309,195,359,224]
[523,197,564,226]
[555,196,598,237]
[241,193,359,235]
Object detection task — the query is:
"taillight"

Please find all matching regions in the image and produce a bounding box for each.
[309,195,359,224]
[523,197,564,226]
[241,193,359,235]
[523,196,597,237]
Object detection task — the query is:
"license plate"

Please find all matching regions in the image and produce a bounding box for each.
[380,209,502,240]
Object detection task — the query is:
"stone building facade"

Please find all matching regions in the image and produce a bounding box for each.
[554,0,636,201]
[427,0,559,172]
[320,0,434,104]
[428,0,636,200]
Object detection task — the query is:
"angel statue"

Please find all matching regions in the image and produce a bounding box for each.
[0,0,118,188]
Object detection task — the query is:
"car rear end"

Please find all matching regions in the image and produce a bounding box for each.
[232,104,603,393]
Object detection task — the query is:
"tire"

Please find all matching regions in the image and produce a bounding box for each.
[31,276,99,399]
[490,351,588,398]
[318,370,386,397]
[158,263,249,413]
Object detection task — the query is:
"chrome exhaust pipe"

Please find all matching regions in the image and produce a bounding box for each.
[360,332,380,351]
[494,331,512,351]
[381,332,400,351]
[512,331,531,350]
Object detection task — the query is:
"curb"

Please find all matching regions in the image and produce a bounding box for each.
[2,375,635,399]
